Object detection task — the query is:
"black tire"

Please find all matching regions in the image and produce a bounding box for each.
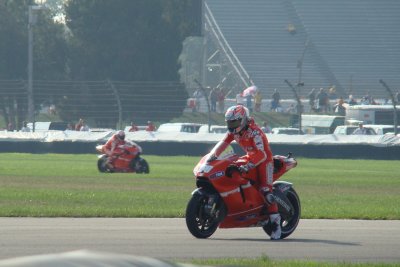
[185,194,220,239]
[97,156,111,173]
[263,188,301,239]
[133,158,150,174]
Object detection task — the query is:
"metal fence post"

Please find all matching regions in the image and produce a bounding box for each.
[285,79,303,134]
[107,79,122,130]
[379,79,398,135]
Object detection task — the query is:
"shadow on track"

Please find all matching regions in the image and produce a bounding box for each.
[210,238,359,246]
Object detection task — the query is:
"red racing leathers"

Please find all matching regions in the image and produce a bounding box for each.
[102,134,126,157]
[102,134,141,168]
[210,119,277,213]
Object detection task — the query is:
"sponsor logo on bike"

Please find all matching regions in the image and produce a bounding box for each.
[210,171,224,179]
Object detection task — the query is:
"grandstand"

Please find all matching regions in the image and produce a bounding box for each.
[204,0,400,100]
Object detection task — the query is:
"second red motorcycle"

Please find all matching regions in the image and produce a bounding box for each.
[96,141,149,174]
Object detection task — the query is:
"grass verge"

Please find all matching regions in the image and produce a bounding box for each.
[0,153,399,219]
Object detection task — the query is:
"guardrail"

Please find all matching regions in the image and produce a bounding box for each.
[0,131,399,160]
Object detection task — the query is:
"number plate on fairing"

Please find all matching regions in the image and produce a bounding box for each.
[197,164,213,174]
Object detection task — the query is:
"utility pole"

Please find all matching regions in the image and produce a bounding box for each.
[296,40,308,97]
[27,4,46,132]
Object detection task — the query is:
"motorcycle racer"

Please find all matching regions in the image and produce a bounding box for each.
[208,105,281,240]
[102,130,141,169]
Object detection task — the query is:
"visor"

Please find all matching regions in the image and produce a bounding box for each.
[227,119,241,131]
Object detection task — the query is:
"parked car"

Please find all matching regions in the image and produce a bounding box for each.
[271,127,303,135]
[157,123,205,133]
[363,125,400,135]
[334,125,376,135]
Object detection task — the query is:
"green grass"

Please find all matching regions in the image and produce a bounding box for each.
[0,153,399,219]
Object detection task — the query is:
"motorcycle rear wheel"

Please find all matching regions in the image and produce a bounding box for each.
[263,187,301,239]
[185,194,220,239]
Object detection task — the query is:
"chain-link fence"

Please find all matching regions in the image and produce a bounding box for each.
[0,80,188,130]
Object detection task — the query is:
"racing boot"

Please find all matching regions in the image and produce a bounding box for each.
[269,213,281,240]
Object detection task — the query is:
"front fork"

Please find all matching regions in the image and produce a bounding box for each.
[204,194,218,217]
[192,189,225,221]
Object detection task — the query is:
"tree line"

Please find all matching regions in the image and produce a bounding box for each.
[0,0,201,128]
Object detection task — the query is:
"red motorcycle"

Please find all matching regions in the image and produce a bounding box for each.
[186,150,300,239]
[96,141,149,173]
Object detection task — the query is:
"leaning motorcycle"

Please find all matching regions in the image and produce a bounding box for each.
[96,141,149,174]
[185,149,300,239]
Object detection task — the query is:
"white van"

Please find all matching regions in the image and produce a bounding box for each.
[27,121,68,132]
[198,125,227,134]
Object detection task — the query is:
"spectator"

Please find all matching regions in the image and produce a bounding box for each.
[75,118,84,131]
[145,121,156,132]
[333,97,346,116]
[348,95,357,106]
[217,88,229,114]
[80,122,90,131]
[352,123,367,135]
[360,91,372,105]
[66,123,74,130]
[360,97,369,105]
[254,90,262,112]
[193,88,203,112]
[308,88,316,111]
[271,89,281,111]
[48,104,56,115]
[396,90,400,104]
[7,122,14,131]
[236,93,245,105]
[316,88,329,113]
[20,121,30,132]
[261,121,272,133]
[370,97,378,105]
[328,86,337,100]
[129,122,139,132]
[209,87,218,112]
[246,94,253,112]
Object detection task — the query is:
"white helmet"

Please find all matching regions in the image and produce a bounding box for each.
[225,105,249,134]
[116,130,125,141]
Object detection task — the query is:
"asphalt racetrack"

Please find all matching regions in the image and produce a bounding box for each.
[0,218,399,263]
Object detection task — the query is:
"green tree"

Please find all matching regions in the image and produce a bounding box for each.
[0,0,68,128]
[65,0,200,81]
[63,0,200,124]
[0,0,68,80]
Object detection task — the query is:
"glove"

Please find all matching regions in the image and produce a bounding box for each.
[207,154,218,163]
[237,162,254,174]
[238,164,250,174]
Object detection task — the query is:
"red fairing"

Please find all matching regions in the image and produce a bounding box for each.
[193,152,297,229]
[97,141,143,173]
[273,155,298,180]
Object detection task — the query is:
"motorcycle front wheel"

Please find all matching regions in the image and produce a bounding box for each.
[135,158,150,174]
[185,193,220,239]
[263,187,301,239]
[97,156,112,173]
